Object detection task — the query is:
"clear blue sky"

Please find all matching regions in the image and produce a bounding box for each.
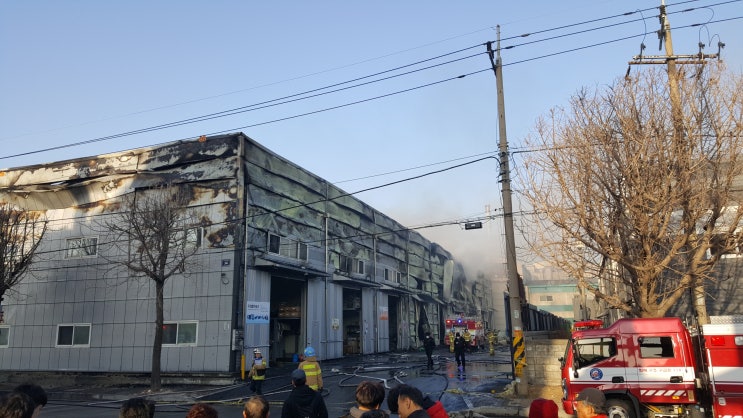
[2,1,741,277]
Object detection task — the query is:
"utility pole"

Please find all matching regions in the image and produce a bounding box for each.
[487,26,528,395]
[627,0,723,326]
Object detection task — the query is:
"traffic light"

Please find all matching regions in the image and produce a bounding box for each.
[464,222,482,230]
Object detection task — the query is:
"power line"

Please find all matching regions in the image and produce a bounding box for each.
[0,1,664,143]
[17,155,500,259]
[22,209,504,276]
[0,6,739,162]
[201,17,741,137]
[10,1,712,145]
[333,150,498,184]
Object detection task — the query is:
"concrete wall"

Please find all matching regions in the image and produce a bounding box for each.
[525,338,567,386]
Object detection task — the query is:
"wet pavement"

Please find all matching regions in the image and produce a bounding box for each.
[1,346,569,417]
[198,346,519,416]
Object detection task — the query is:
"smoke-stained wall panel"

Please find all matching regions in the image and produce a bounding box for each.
[0,133,472,376]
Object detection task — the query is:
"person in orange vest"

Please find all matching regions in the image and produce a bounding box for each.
[298,346,323,392]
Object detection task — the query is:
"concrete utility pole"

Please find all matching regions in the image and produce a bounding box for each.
[487,26,528,395]
[627,0,723,326]
[628,0,723,70]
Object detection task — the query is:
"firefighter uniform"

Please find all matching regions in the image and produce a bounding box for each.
[248,349,267,395]
[487,330,496,356]
[298,346,323,391]
[463,329,472,352]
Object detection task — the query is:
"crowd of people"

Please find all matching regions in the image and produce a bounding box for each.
[0,343,607,418]
[0,380,443,418]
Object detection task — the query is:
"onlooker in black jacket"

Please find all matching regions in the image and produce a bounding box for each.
[281,369,328,418]
[423,332,436,369]
[453,332,466,371]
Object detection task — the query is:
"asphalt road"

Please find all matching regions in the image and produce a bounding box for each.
[22,347,517,417]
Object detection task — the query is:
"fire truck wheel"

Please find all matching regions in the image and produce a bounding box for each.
[606,398,635,418]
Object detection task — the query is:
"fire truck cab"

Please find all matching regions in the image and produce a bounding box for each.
[560,316,743,418]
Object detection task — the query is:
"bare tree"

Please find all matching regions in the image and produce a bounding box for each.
[0,204,46,310]
[519,65,743,322]
[101,184,200,390]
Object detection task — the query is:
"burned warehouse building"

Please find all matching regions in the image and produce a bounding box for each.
[0,133,493,375]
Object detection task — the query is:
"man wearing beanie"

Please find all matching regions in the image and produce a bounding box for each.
[281,369,328,418]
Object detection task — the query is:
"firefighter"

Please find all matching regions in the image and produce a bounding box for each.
[248,348,267,395]
[298,346,323,392]
[448,329,455,353]
[487,329,496,356]
[463,328,472,352]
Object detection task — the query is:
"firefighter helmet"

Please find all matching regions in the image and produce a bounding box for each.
[304,346,316,357]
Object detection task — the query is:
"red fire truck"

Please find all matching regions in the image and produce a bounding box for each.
[445,317,484,349]
[560,316,743,418]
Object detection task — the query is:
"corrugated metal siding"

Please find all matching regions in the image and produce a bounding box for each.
[0,133,463,374]
[376,291,390,352]
[361,288,376,354]
[245,268,271,359]
[324,282,344,359]
[0,136,241,373]
[306,278,326,356]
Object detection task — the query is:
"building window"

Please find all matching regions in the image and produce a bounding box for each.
[298,243,308,261]
[163,321,197,346]
[339,255,352,273]
[65,237,98,258]
[539,295,553,302]
[0,326,8,347]
[280,240,297,258]
[396,272,402,284]
[268,234,281,254]
[185,227,202,249]
[56,324,91,347]
[337,255,366,275]
[384,268,391,281]
[268,233,307,261]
